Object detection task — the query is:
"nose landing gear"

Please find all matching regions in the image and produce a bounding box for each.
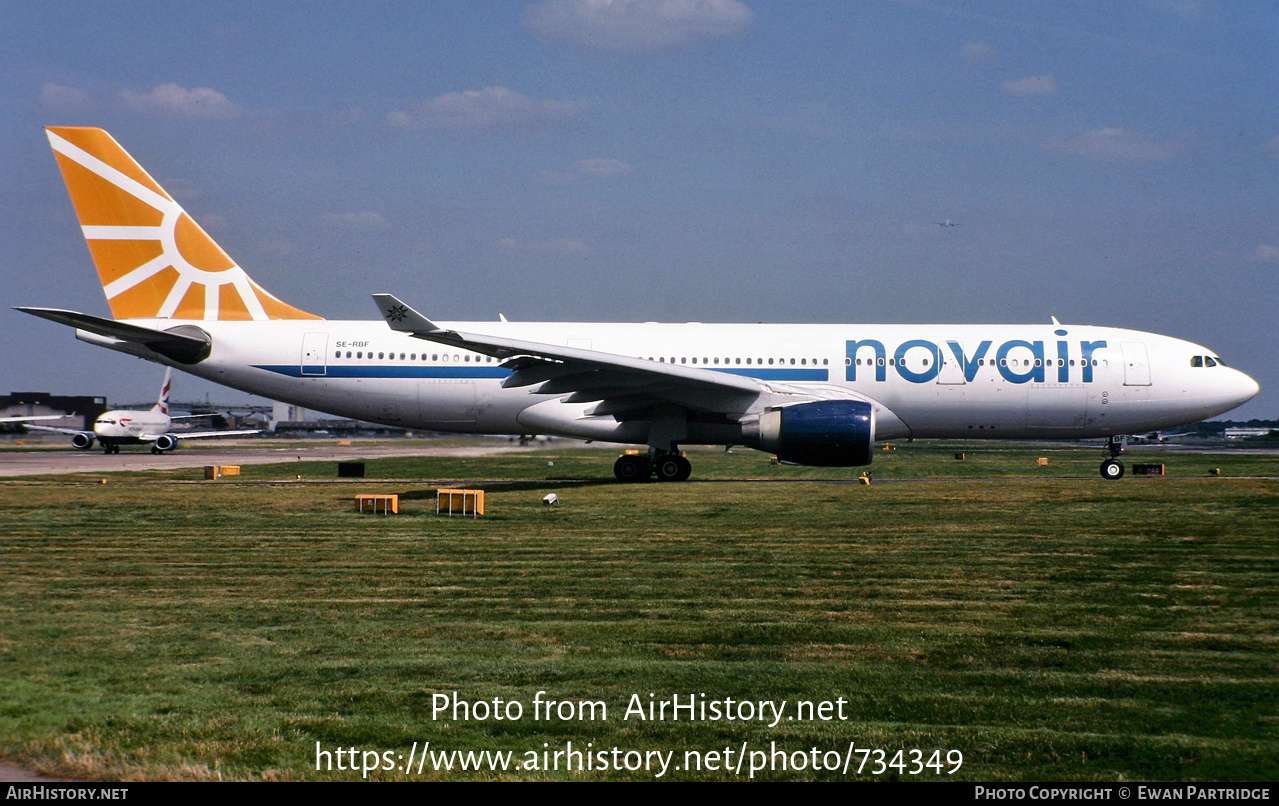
[1100,435,1126,480]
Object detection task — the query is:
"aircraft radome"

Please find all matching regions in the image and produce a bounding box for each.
[26,366,258,454]
[18,127,1259,480]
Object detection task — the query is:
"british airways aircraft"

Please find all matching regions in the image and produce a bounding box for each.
[25,367,258,453]
[19,127,1259,481]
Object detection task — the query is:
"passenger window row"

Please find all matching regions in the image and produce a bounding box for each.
[329,351,838,368]
[334,351,496,363]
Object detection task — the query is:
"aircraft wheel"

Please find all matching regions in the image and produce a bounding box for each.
[654,455,691,482]
[613,454,650,483]
[673,455,692,482]
[1100,459,1124,480]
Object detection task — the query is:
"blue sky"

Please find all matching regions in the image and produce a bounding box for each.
[2,0,1275,417]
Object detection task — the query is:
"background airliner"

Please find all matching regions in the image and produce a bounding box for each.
[26,366,259,454]
[18,128,1259,480]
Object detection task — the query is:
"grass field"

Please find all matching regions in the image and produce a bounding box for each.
[1,442,1276,781]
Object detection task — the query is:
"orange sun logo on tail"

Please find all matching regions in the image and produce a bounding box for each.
[46,127,320,321]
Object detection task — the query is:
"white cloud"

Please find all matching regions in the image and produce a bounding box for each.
[257,239,295,257]
[1003,76,1057,97]
[195,212,227,232]
[39,83,93,114]
[388,86,586,130]
[537,170,577,186]
[1145,0,1202,21]
[572,158,635,177]
[499,236,591,254]
[318,212,391,230]
[162,178,206,203]
[1250,244,1279,263]
[539,158,635,184]
[119,83,240,120]
[326,106,365,125]
[962,41,999,66]
[1042,127,1182,162]
[765,101,842,138]
[523,0,754,51]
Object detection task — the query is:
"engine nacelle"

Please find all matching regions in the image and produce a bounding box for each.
[746,400,875,467]
[70,432,95,450]
[153,433,178,452]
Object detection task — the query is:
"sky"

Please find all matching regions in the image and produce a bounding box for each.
[1,0,1275,417]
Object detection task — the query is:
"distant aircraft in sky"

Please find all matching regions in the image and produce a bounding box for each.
[18,127,1259,479]
[27,366,257,454]
[936,219,959,229]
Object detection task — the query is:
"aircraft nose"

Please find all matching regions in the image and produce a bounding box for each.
[1235,370,1260,406]
[1198,365,1260,418]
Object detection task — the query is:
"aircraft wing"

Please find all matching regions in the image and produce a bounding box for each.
[24,424,93,438]
[0,415,65,424]
[145,429,262,441]
[374,293,764,417]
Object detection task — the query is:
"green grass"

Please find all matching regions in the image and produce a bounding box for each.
[1,443,1276,780]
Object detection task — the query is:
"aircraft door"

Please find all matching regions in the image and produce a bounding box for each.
[301,332,328,376]
[936,342,967,385]
[1121,342,1152,386]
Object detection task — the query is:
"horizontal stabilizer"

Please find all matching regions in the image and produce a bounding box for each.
[15,307,211,364]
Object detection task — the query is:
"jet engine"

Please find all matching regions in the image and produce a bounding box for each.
[70,432,95,450]
[153,434,178,452]
[744,400,876,467]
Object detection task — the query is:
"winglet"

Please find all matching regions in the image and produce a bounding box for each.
[372,293,446,334]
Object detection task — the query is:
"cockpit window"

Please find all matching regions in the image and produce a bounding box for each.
[1214,356,1227,366]
[1205,356,1218,367]
[1191,356,1203,368]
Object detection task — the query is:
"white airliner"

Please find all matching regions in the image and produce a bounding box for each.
[18,127,1259,480]
[27,366,258,454]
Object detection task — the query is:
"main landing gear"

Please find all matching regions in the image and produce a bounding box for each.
[1100,435,1126,480]
[613,450,692,483]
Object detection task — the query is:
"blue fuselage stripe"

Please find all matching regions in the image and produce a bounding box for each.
[253,365,830,382]
[255,365,508,379]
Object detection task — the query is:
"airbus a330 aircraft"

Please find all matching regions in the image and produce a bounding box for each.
[18,127,1259,480]
[27,366,259,454]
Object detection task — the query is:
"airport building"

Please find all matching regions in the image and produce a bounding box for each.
[0,391,106,430]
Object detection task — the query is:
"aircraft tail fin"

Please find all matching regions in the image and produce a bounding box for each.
[45,127,320,322]
[151,367,172,416]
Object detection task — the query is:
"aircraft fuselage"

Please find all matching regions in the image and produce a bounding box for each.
[84,318,1259,446]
